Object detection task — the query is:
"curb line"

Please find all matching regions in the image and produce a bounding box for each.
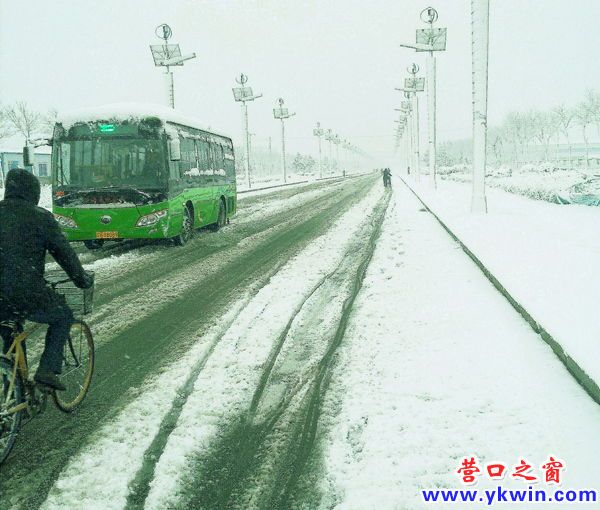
[238,171,376,195]
[238,180,309,194]
[401,177,600,406]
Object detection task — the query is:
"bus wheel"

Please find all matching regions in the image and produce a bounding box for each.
[210,200,226,232]
[84,240,104,250]
[174,206,193,246]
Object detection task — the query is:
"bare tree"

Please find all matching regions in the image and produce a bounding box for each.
[0,109,13,142]
[41,108,59,136]
[487,126,505,166]
[3,101,41,143]
[553,104,574,168]
[575,90,597,169]
[502,112,533,165]
[530,110,558,162]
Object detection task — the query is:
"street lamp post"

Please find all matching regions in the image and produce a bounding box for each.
[232,73,262,189]
[396,67,424,180]
[395,101,412,175]
[403,100,413,175]
[273,98,296,184]
[325,129,333,175]
[313,122,324,179]
[400,8,447,188]
[333,134,341,176]
[471,0,489,213]
[149,24,197,108]
[407,64,424,181]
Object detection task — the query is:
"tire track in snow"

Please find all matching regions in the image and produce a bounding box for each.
[167,191,391,509]
[1,178,376,510]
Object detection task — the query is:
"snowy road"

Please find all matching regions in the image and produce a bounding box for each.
[0,175,386,509]
[2,174,600,510]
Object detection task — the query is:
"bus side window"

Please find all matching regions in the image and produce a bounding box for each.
[196,140,210,185]
[180,137,198,181]
[207,143,219,184]
[224,147,235,184]
[215,145,225,184]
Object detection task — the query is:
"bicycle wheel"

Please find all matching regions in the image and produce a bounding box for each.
[53,321,94,413]
[0,357,24,465]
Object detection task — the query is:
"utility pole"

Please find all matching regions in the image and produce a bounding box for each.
[400,7,447,188]
[150,23,196,108]
[232,73,262,189]
[471,0,489,213]
[313,122,324,179]
[273,98,296,183]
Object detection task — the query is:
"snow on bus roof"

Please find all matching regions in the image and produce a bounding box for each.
[57,103,231,140]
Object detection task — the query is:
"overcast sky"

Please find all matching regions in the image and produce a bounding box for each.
[1,0,599,161]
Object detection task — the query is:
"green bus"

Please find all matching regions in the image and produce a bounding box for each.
[51,105,236,249]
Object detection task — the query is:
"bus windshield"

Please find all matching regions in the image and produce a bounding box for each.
[54,137,167,190]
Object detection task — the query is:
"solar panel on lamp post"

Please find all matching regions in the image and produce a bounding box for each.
[399,7,447,188]
[150,24,196,109]
[273,98,296,184]
[232,73,263,189]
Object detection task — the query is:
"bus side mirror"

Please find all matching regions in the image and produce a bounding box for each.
[168,138,181,161]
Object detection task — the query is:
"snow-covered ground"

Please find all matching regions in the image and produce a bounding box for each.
[7,172,600,508]
[320,178,600,508]
[407,177,600,392]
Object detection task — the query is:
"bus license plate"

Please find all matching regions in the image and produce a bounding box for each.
[96,231,118,239]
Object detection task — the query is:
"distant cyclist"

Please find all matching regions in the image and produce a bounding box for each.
[0,169,93,390]
[382,168,392,188]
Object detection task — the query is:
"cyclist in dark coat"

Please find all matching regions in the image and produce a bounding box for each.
[382,168,392,187]
[0,169,92,390]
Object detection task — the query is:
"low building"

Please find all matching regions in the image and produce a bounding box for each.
[0,146,52,184]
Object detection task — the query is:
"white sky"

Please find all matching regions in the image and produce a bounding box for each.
[1,0,599,162]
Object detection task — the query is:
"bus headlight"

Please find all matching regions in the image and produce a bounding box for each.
[54,214,78,229]
[136,209,168,227]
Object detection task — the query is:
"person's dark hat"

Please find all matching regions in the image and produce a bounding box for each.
[4,168,41,205]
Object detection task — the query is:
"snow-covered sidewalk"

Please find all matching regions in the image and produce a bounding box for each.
[321,181,600,509]
[405,177,600,396]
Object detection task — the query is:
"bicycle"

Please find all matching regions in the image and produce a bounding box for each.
[0,270,95,465]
